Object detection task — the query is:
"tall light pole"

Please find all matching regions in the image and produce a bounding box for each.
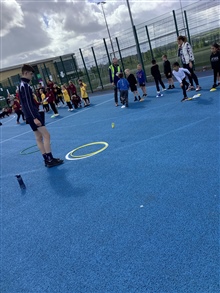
[97,1,116,58]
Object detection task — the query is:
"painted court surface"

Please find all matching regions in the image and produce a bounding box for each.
[1,74,219,293]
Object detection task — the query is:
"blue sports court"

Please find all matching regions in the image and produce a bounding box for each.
[1,73,219,293]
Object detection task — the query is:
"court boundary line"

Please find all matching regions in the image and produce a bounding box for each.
[0,74,216,144]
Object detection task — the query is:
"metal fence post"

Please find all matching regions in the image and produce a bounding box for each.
[54,62,62,84]
[172,10,179,37]
[60,56,68,83]
[71,54,80,80]
[133,25,147,81]
[91,47,104,90]
[184,11,191,44]
[103,38,111,65]
[43,63,50,80]
[40,66,47,86]
[145,25,154,60]
[115,37,125,73]
[8,78,12,87]
[79,48,93,93]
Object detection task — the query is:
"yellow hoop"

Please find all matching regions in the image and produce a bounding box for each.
[65,142,108,160]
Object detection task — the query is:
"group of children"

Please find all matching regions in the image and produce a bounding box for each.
[117,58,174,108]
[37,79,90,117]
[6,78,90,124]
[116,42,220,106]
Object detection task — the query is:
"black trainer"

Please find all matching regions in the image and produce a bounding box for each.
[134,97,138,101]
[167,85,172,89]
[45,158,64,168]
[171,85,175,89]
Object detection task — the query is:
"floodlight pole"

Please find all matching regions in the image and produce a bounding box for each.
[97,1,116,58]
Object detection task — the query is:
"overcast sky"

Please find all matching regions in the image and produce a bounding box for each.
[0,0,197,69]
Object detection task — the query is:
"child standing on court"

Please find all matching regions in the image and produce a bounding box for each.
[61,85,73,111]
[136,64,147,98]
[172,62,191,102]
[117,73,130,108]
[45,88,59,117]
[162,54,175,89]
[40,88,49,112]
[12,96,25,124]
[151,59,166,97]
[124,69,142,102]
[210,43,220,90]
[78,79,90,107]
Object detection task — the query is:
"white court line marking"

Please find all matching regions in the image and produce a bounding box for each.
[0,98,113,144]
[0,115,15,124]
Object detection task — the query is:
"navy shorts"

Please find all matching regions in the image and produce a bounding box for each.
[139,83,145,87]
[130,85,137,92]
[26,111,45,131]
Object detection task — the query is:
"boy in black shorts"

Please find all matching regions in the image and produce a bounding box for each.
[162,54,175,89]
[124,69,142,101]
[19,64,63,168]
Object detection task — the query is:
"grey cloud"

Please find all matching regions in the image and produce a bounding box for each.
[1,1,24,37]
[1,13,51,60]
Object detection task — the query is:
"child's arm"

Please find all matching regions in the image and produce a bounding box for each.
[182,68,191,75]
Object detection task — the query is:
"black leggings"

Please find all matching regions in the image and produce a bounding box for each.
[49,102,58,114]
[183,63,199,87]
[213,68,220,84]
[15,110,25,122]
[154,77,165,92]
[43,104,50,112]
[66,101,73,109]
[181,78,189,98]
[114,86,119,103]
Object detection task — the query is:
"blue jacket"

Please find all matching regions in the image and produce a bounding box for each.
[136,69,146,84]
[117,78,130,91]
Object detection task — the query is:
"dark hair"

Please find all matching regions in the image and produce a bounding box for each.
[21,64,35,74]
[151,59,156,65]
[162,54,167,58]
[177,35,187,42]
[78,79,82,82]
[212,43,219,49]
[173,62,180,67]
[118,72,123,78]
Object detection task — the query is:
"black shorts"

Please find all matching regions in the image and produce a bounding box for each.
[165,73,172,79]
[130,85,137,92]
[139,83,145,87]
[26,111,45,131]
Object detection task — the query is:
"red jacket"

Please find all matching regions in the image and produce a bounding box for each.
[67,84,77,96]
[46,91,55,103]
[13,99,22,112]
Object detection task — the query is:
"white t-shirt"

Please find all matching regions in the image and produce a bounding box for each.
[172,68,190,83]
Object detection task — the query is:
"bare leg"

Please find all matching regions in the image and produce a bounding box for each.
[34,126,51,154]
[140,86,147,95]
